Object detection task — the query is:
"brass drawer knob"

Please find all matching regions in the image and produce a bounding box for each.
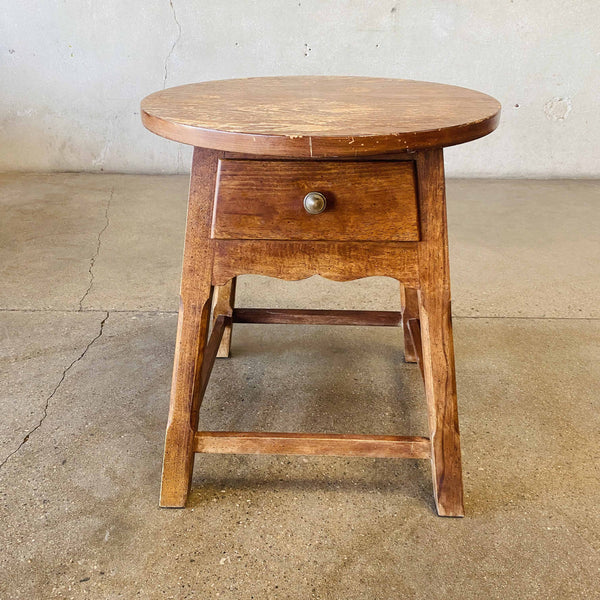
[303,191,327,215]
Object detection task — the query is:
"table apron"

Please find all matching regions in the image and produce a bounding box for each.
[210,239,420,286]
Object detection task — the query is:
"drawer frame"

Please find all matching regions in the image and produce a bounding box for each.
[211,157,420,242]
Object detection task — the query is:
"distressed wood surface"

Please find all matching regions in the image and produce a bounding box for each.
[148,77,497,514]
[233,308,402,327]
[141,76,500,157]
[415,149,464,517]
[194,431,431,459]
[157,148,467,515]
[211,240,419,286]
[223,150,417,162]
[159,147,220,508]
[212,278,236,358]
[212,159,419,241]
[197,315,229,399]
[407,318,424,381]
[400,284,420,363]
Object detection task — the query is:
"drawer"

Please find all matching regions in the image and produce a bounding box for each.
[211,159,419,242]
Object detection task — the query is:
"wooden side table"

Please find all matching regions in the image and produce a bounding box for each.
[141,76,500,516]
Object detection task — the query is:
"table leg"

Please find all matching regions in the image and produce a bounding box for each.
[160,147,219,507]
[160,291,213,507]
[400,284,419,363]
[213,277,237,358]
[416,149,464,517]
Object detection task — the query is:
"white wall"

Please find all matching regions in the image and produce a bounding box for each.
[1,1,598,177]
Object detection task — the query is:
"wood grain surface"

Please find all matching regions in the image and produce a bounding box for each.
[232,308,403,327]
[212,159,419,241]
[159,147,220,508]
[211,240,419,286]
[212,278,236,358]
[141,76,500,157]
[194,431,431,459]
[415,149,464,517]
[400,284,420,363]
[149,80,485,513]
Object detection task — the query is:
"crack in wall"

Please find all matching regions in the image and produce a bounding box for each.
[163,0,182,89]
[0,311,109,471]
[78,187,112,311]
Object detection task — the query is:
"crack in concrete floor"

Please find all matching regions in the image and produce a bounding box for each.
[78,187,113,311]
[0,311,109,469]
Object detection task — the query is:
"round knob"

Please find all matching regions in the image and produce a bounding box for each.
[303,191,327,215]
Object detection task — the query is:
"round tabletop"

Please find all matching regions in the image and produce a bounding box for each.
[141,76,500,158]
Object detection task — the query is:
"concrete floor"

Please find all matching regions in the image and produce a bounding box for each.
[0,173,598,599]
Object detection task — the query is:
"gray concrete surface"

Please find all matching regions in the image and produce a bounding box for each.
[0,174,599,598]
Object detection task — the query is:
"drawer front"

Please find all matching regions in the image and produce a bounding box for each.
[212,159,419,242]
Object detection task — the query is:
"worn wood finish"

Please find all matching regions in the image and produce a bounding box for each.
[407,318,424,381]
[141,76,500,157]
[147,77,499,515]
[223,150,418,162]
[212,159,419,242]
[415,149,464,517]
[233,308,402,327]
[159,147,219,508]
[211,240,419,286]
[213,278,236,358]
[194,431,431,459]
[400,284,420,363]
[197,315,229,397]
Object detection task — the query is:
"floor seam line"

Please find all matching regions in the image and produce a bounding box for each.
[0,311,110,471]
[0,308,179,314]
[0,308,598,321]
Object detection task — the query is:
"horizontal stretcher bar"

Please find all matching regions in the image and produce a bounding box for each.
[194,431,431,459]
[232,308,403,326]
